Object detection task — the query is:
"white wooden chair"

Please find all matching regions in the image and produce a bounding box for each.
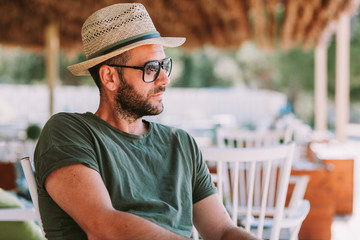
[20,157,46,239]
[0,207,38,221]
[216,127,293,148]
[215,127,309,239]
[0,159,39,222]
[201,143,310,240]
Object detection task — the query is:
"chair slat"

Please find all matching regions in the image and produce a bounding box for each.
[201,142,301,240]
[232,161,239,225]
[245,161,256,231]
[21,157,47,239]
[257,160,272,238]
[212,127,309,240]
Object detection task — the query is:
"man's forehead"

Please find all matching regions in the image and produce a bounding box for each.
[126,44,165,63]
[129,44,164,53]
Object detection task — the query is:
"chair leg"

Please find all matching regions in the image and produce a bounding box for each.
[192,226,199,240]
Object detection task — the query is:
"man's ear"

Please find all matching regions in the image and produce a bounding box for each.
[99,65,119,91]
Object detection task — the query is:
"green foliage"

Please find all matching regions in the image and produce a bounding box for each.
[0,49,94,86]
[59,52,94,86]
[26,123,42,140]
[234,43,277,89]
[271,47,314,110]
[167,47,233,88]
[327,38,337,100]
[0,49,45,84]
[273,48,314,91]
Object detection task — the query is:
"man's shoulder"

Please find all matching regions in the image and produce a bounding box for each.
[150,121,194,142]
[151,121,188,135]
[41,112,94,138]
[49,112,86,122]
[46,112,90,127]
[36,112,96,158]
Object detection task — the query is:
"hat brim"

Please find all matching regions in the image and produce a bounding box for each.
[68,37,186,76]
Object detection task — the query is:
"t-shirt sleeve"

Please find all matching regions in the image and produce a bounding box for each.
[190,137,217,204]
[34,113,99,190]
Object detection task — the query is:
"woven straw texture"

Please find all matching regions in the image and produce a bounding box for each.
[82,4,156,58]
[68,3,185,76]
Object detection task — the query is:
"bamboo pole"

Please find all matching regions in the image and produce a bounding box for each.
[45,22,59,117]
[314,42,328,132]
[335,12,350,143]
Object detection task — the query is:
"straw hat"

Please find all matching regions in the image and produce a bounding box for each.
[68,3,186,76]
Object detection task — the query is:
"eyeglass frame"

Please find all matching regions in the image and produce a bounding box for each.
[107,57,172,83]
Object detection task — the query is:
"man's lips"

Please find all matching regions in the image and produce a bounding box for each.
[153,91,164,96]
[152,87,165,98]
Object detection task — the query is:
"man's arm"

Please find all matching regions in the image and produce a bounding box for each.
[45,164,188,240]
[193,194,260,240]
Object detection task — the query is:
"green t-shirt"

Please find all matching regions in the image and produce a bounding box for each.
[34,112,216,240]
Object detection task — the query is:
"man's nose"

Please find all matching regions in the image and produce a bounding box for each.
[154,68,170,86]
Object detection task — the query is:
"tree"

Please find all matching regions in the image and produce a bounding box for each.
[0,49,45,84]
[167,47,233,88]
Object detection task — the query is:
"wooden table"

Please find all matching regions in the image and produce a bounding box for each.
[291,166,335,240]
[290,142,354,240]
[322,158,353,214]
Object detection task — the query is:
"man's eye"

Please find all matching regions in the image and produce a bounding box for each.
[145,64,158,74]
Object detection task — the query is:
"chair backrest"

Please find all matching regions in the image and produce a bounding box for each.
[201,143,295,240]
[216,127,295,209]
[20,157,46,239]
[216,127,293,148]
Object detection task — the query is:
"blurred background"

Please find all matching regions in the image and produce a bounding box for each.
[1,1,360,239]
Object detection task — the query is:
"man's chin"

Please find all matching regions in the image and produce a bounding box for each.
[145,105,164,116]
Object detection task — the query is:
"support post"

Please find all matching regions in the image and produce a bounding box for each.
[314,42,328,132]
[45,22,59,116]
[335,13,350,143]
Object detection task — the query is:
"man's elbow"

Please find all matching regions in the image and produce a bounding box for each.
[81,219,109,240]
[79,210,120,240]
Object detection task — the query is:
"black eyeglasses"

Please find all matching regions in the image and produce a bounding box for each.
[108,57,172,83]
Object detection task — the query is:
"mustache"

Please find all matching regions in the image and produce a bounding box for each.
[153,86,166,94]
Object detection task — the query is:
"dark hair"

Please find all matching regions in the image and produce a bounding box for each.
[88,51,132,92]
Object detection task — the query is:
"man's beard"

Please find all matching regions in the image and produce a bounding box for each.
[115,79,165,121]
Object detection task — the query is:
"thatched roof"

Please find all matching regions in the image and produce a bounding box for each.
[0,0,359,52]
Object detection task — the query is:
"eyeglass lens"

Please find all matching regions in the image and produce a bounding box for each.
[143,58,172,82]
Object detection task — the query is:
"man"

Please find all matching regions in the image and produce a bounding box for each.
[34,3,259,240]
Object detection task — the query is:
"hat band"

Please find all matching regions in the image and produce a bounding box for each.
[88,31,161,59]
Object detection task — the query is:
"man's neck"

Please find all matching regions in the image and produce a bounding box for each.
[95,107,148,136]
